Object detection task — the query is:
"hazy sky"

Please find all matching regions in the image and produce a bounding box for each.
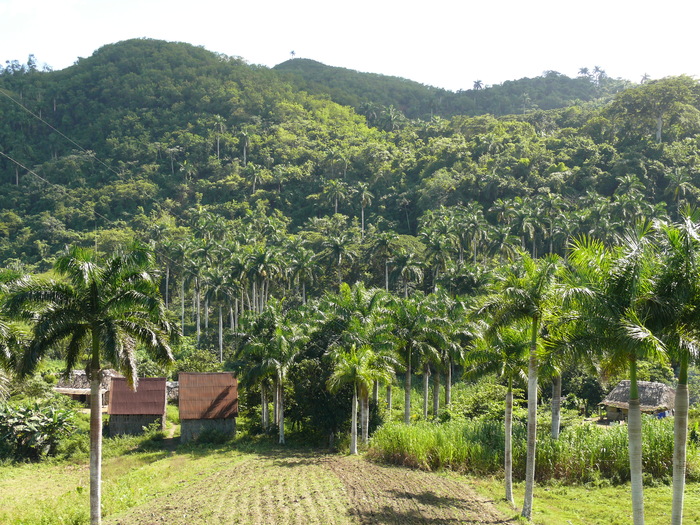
[1,0,696,91]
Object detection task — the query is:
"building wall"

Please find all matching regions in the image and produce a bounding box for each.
[180,418,236,442]
[108,414,165,436]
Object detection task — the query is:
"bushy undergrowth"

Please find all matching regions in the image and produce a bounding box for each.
[367,416,698,485]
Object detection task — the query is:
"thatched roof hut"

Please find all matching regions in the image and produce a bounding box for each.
[54,369,122,406]
[599,380,676,421]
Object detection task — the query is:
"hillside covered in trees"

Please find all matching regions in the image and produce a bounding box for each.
[1,37,698,280]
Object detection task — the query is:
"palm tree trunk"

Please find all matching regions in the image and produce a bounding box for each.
[195,282,201,344]
[89,334,102,525]
[629,362,645,525]
[387,384,392,413]
[432,368,440,417]
[672,360,689,525]
[445,358,453,407]
[361,393,369,444]
[273,378,279,426]
[180,279,185,335]
[422,363,430,420]
[404,352,412,424]
[278,378,285,445]
[261,383,269,431]
[521,317,539,521]
[350,385,358,454]
[551,374,562,439]
[373,380,379,405]
[218,306,223,362]
[505,382,515,506]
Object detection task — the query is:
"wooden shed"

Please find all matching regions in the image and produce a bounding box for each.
[108,377,167,436]
[54,369,121,407]
[178,372,238,442]
[599,380,676,421]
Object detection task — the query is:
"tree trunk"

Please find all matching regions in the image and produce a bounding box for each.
[373,380,379,405]
[261,383,269,431]
[350,385,358,454]
[273,378,279,426]
[672,360,689,525]
[505,383,515,506]
[422,363,430,420]
[629,362,645,525]
[445,358,453,407]
[218,306,223,362]
[195,282,201,344]
[361,392,369,444]
[180,279,185,336]
[433,368,440,417]
[551,374,562,439]
[387,384,393,413]
[89,373,103,525]
[521,317,539,520]
[278,379,285,445]
[404,352,412,424]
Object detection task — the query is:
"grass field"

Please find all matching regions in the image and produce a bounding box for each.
[2,423,699,524]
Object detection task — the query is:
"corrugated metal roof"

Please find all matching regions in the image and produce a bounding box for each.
[178,372,238,420]
[108,377,167,416]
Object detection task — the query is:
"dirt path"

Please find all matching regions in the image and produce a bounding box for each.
[106,451,514,525]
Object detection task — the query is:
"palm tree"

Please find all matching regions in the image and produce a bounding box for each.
[322,232,358,290]
[479,252,561,520]
[648,213,700,525]
[389,293,445,425]
[5,244,176,525]
[466,322,528,505]
[392,249,424,298]
[327,344,393,454]
[355,182,374,238]
[566,231,665,525]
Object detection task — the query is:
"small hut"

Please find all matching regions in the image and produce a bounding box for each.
[108,377,167,436]
[599,380,676,421]
[54,369,121,407]
[178,372,238,442]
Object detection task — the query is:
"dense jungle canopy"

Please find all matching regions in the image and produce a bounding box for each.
[0,37,699,289]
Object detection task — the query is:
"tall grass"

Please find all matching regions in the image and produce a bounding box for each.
[368,416,699,485]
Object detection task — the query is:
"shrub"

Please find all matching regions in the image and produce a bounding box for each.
[0,401,76,461]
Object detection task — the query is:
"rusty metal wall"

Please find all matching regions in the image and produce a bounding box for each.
[178,372,238,420]
[108,377,167,416]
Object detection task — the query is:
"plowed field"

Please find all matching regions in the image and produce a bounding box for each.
[106,451,515,525]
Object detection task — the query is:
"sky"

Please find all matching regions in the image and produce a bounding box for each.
[0,0,697,92]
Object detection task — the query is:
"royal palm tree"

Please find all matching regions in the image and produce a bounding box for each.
[327,344,393,454]
[389,293,446,424]
[5,244,176,525]
[479,252,561,520]
[465,322,528,505]
[566,231,665,525]
[648,213,700,525]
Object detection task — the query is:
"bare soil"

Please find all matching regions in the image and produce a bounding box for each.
[106,451,515,525]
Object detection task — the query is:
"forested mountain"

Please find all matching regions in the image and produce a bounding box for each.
[274,58,630,120]
[1,37,700,295]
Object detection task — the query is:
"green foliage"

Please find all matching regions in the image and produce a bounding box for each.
[368,416,699,485]
[0,400,76,461]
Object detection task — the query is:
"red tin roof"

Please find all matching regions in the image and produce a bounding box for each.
[108,377,167,416]
[178,372,238,420]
